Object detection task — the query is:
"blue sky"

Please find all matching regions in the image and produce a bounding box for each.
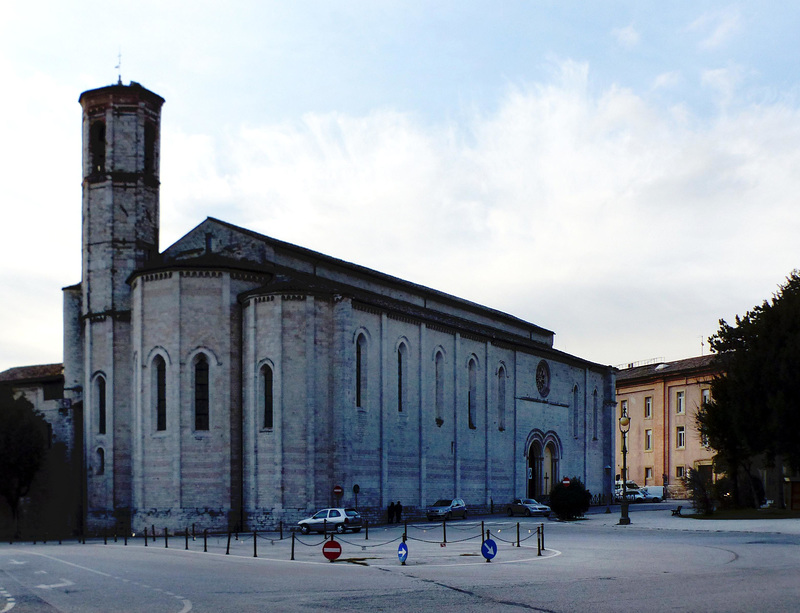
[2,1,799,372]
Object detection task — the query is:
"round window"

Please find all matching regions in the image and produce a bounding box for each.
[536,360,550,397]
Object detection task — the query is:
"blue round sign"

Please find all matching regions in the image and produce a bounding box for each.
[481,538,497,560]
[398,542,409,564]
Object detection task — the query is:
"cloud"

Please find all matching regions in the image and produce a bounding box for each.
[612,24,640,49]
[687,7,742,50]
[3,57,800,371]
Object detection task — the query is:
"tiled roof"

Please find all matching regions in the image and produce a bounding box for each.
[0,363,64,384]
[616,355,719,382]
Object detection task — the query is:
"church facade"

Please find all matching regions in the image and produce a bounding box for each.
[62,81,616,533]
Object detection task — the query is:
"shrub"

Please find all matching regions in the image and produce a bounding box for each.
[684,468,715,515]
[548,477,591,520]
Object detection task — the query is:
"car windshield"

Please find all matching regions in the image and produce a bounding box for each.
[345,509,359,517]
[432,499,451,506]
[522,499,539,505]
[312,510,327,519]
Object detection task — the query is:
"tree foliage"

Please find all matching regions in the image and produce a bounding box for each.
[0,387,49,531]
[548,476,591,520]
[697,271,800,505]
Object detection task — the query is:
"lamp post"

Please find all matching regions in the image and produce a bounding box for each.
[618,414,631,525]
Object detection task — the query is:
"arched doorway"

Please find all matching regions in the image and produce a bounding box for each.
[526,430,562,501]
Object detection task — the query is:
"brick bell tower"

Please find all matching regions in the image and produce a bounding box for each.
[78,81,164,531]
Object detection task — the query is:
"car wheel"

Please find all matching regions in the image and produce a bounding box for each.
[445,512,451,521]
[462,511,468,520]
[353,528,361,533]
[526,509,532,517]
[336,524,345,534]
[507,507,513,517]
[300,525,310,535]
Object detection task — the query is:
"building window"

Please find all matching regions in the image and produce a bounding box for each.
[645,467,653,481]
[194,355,209,431]
[592,389,599,440]
[153,356,167,431]
[355,333,367,409]
[262,364,274,429]
[96,448,105,475]
[676,465,685,479]
[144,121,157,174]
[620,399,628,417]
[435,351,444,427]
[645,429,653,451]
[644,396,652,419]
[468,358,477,430]
[676,425,686,449]
[96,376,107,435]
[573,385,580,438]
[43,381,64,401]
[676,391,685,414]
[497,365,506,431]
[90,120,106,174]
[702,388,710,406]
[397,343,407,413]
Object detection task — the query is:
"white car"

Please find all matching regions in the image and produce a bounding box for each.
[506,498,551,517]
[298,508,362,534]
[641,486,666,502]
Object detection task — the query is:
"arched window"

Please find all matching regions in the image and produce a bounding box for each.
[96,448,105,475]
[468,358,477,430]
[194,355,209,431]
[153,355,167,431]
[262,364,274,429]
[497,365,506,432]
[397,343,407,413]
[90,120,106,174]
[356,333,367,409]
[434,351,444,427]
[592,389,599,440]
[96,375,106,435]
[573,385,580,438]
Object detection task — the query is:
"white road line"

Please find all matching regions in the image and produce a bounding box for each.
[35,579,75,590]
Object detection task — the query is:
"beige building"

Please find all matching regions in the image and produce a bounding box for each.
[615,356,719,498]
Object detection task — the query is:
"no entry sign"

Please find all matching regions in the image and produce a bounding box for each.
[562,477,571,487]
[333,485,344,497]
[322,539,342,561]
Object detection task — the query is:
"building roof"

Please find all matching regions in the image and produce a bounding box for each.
[0,363,64,384]
[616,355,720,383]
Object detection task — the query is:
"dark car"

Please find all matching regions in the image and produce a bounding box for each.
[506,498,551,517]
[426,498,468,521]
[298,507,363,534]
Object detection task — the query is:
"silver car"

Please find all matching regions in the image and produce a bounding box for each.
[298,507,363,534]
[426,498,468,521]
[506,498,551,517]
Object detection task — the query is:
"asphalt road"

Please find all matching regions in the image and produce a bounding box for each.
[2,505,800,612]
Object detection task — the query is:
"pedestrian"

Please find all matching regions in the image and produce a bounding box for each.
[396,501,403,523]
[388,501,395,524]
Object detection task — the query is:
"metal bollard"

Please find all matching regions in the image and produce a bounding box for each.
[203,529,208,553]
[516,522,520,547]
[226,531,231,555]
[152,525,156,543]
[365,519,369,540]
[541,523,545,549]
[291,531,295,561]
[404,520,408,542]
[481,521,485,544]
[144,527,148,547]
[185,528,189,550]
[164,528,169,549]
[103,530,107,545]
[254,531,258,558]
[443,520,447,544]
[537,526,542,556]
[279,521,283,540]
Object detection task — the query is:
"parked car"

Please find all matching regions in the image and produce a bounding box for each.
[426,498,468,521]
[641,486,666,502]
[618,489,647,503]
[506,498,551,517]
[298,508,362,534]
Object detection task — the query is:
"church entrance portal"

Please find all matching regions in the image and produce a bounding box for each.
[526,433,561,500]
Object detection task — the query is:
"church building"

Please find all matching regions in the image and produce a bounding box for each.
[60,81,616,533]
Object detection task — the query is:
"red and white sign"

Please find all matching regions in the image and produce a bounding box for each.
[562,477,571,487]
[333,485,344,497]
[322,539,342,561]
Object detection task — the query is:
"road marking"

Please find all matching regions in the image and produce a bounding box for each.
[35,579,75,589]
[0,585,16,613]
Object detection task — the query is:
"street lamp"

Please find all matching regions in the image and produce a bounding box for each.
[618,414,631,525]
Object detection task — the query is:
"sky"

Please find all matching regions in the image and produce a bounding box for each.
[1,1,799,373]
